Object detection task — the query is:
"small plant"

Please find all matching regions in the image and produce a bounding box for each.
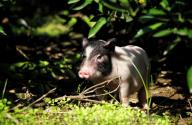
[0,98,171,125]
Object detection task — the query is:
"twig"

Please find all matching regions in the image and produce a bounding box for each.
[22,88,56,110]
[10,103,24,111]
[188,99,192,112]
[57,95,85,100]
[77,98,105,104]
[84,83,120,98]
[81,82,105,94]
[81,76,120,94]
[57,95,104,104]
[56,77,120,104]
[16,47,30,60]
[83,85,105,95]
[2,79,8,99]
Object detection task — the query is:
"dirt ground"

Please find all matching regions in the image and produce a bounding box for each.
[129,70,192,124]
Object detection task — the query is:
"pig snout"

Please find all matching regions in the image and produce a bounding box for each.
[78,70,91,79]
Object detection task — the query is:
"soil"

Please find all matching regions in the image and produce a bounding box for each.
[129,70,192,124]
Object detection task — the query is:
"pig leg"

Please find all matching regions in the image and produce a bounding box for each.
[138,87,149,109]
[119,83,130,107]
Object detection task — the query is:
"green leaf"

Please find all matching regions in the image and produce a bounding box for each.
[122,13,133,22]
[101,1,129,12]
[39,61,49,67]
[119,0,129,4]
[174,28,188,36]
[125,16,133,22]
[174,28,192,39]
[134,29,146,38]
[81,15,95,27]
[149,22,164,30]
[73,0,93,10]
[187,66,192,93]
[0,26,6,35]
[188,30,192,39]
[98,3,103,13]
[88,17,107,38]
[163,37,181,55]
[67,18,77,27]
[68,0,80,4]
[153,29,172,37]
[134,22,164,38]
[148,8,166,15]
[178,13,185,23]
[14,62,27,68]
[160,0,170,11]
[139,15,155,22]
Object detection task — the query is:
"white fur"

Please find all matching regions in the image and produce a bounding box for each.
[85,46,94,59]
[103,45,150,107]
[79,46,103,80]
[110,46,149,90]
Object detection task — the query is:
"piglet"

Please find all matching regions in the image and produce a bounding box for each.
[78,38,150,108]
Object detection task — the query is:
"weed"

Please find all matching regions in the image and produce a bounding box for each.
[0,98,170,125]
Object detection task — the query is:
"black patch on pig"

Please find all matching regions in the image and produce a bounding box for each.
[86,40,113,76]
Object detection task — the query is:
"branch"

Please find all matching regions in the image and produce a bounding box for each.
[22,88,56,110]
[82,76,120,94]
[57,95,104,104]
[56,77,121,104]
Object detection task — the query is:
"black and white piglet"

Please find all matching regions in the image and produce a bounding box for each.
[78,38,150,108]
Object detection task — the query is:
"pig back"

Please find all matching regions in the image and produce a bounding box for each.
[110,45,150,91]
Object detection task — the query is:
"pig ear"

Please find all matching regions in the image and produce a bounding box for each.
[82,38,89,48]
[104,38,116,51]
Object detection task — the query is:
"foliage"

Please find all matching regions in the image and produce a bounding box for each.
[9,58,75,80]
[68,0,192,56]
[68,0,192,93]
[0,26,6,35]
[187,66,192,93]
[88,17,107,38]
[0,98,170,125]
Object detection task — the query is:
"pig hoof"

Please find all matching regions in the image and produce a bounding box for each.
[122,103,129,107]
[142,104,150,110]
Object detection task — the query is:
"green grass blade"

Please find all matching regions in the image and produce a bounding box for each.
[187,66,192,93]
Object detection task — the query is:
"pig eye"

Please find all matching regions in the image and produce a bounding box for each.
[96,55,104,62]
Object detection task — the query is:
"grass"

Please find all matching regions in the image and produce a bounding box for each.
[0,98,170,125]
